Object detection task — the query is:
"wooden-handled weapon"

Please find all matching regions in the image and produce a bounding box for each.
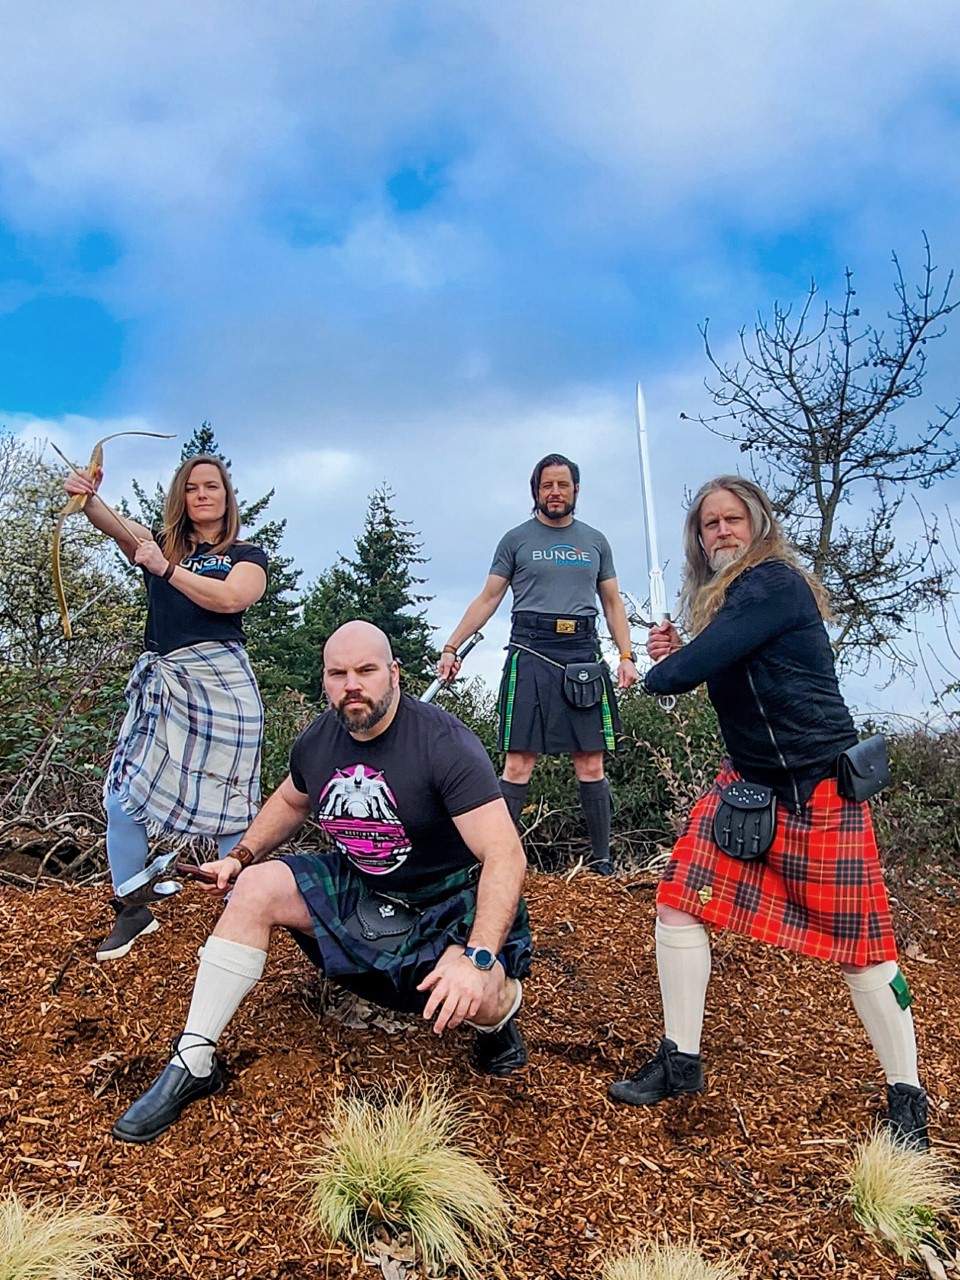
[51,431,175,638]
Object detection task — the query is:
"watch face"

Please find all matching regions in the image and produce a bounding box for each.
[468,947,496,970]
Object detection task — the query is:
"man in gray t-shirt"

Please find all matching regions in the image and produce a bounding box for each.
[438,454,638,875]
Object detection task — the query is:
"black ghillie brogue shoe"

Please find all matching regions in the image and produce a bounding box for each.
[112,1036,224,1144]
[608,1037,705,1106]
[887,1082,931,1152]
[473,1019,528,1077]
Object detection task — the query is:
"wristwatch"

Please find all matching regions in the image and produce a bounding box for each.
[619,650,638,663]
[464,946,496,971]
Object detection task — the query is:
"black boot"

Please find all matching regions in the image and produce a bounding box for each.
[112,1036,224,1144]
[608,1038,705,1106]
[96,898,159,961]
[887,1082,930,1151]
[473,1020,528,1076]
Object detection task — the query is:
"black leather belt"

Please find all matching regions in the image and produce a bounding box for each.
[512,612,597,636]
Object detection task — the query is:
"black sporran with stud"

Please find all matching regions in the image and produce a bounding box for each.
[562,661,604,709]
[713,780,778,862]
[344,892,420,952]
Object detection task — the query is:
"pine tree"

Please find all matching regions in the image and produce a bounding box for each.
[289,484,436,701]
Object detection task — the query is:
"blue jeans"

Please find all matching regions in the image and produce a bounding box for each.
[104,791,243,893]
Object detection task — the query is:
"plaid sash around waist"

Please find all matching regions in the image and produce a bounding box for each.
[105,641,264,839]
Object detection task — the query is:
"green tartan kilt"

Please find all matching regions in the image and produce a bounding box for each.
[497,628,620,755]
[282,851,532,1014]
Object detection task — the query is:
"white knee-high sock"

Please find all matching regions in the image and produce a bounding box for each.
[173,936,267,1076]
[656,920,711,1056]
[843,961,920,1088]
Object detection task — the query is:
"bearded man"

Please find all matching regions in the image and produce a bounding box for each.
[111,621,531,1144]
[608,476,930,1150]
[439,454,638,875]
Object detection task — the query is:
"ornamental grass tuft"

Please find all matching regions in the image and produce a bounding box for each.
[844,1129,957,1260]
[601,1239,743,1280]
[0,1191,131,1280]
[301,1079,510,1280]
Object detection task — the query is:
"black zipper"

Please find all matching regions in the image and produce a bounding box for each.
[746,666,802,814]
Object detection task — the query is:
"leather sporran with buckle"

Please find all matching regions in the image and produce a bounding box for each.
[344,892,420,952]
[562,661,604,709]
[836,735,889,803]
[713,780,777,861]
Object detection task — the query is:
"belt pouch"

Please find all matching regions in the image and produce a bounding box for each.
[836,735,890,802]
[562,661,604,709]
[713,781,777,861]
[344,892,420,952]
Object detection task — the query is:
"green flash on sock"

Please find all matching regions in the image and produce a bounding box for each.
[890,969,913,1010]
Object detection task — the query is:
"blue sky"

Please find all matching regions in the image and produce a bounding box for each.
[3,0,960,717]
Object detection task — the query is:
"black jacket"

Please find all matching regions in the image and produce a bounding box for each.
[644,559,857,812]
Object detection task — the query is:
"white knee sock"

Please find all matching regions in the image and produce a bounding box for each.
[843,962,920,1088]
[173,936,267,1076]
[656,920,711,1056]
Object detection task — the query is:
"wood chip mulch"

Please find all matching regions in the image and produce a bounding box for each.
[1,870,957,1280]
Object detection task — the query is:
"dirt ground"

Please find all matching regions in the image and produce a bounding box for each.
[1,867,957,1280]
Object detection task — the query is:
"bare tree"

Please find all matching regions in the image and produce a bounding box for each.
[682,236,960,674]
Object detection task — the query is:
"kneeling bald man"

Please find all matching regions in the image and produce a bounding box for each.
[113,620,532,1144]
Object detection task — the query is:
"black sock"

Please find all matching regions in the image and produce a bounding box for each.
[499,780,529,827]
[578,778,612,864]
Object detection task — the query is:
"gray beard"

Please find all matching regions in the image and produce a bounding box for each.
[708,544,746,573]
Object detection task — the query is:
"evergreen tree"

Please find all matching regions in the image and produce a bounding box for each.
[289,484,436,701]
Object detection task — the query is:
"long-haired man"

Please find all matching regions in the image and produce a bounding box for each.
[608,476,929,1149]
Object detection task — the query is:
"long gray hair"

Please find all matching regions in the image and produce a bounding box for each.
[677,475,829,634]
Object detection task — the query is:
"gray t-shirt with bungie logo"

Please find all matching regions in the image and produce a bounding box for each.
[489,518,616,617]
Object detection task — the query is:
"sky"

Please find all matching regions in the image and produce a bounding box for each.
[3,0,960,721]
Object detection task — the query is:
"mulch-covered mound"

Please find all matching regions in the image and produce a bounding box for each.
[1,870,957,1280]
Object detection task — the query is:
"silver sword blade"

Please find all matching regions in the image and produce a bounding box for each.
[635,382,668,622]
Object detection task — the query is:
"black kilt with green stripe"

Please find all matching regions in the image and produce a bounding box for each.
[497,624,620,755]
[282,852,532,1013]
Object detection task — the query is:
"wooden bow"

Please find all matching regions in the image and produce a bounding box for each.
[52,431,175,639]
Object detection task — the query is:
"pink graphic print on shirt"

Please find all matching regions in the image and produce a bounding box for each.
[317,765,411,875]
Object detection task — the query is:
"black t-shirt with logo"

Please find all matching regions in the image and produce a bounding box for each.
[143,540,269,655]
[288,694,503,894]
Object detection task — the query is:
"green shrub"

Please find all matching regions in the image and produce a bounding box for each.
[0,1192,131,1280]
[872,728,960,868]
[301,1080,510,1280]
[601,1239,743,1280]
[445,679,723,871]
[845,1129,957,1262]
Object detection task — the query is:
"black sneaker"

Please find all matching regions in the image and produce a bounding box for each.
[112,1036,224,1144]
[588,859,615,877]
[96,899,159,961]
[473,1019,528,1076]
[608,1037,705,1106]
[887,1082,930,1152]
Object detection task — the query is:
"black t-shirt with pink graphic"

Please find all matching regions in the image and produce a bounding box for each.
[288,694,503,894]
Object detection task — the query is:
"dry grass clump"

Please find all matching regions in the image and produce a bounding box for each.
[601,1239,743,1280]
[844,1129,958,1260]
[0,1191,131,1279]
[301,1079,510,1280]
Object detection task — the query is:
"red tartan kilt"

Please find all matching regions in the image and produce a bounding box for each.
[657,759,897,965]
